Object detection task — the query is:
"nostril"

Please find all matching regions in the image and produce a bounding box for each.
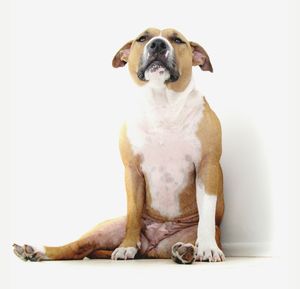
[160,42,166,50]
[149,39,168,53]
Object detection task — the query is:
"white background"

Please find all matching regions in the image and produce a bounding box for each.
[1,0,299,288]
[12,0,287,254]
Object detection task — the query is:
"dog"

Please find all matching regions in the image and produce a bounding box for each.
[13,28,225,264]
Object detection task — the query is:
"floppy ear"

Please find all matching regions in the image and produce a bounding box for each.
[112,41,133,68]
[190,41,213,72]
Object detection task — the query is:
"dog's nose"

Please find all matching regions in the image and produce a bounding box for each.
[148,39,168,54]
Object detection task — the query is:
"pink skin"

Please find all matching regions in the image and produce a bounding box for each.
[14,217,199,261]
[141,225,197,258]
[79,217,127,251]
[77,217,197,259]
[192,50,206,65]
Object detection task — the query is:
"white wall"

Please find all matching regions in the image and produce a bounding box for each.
[12,0,289,256]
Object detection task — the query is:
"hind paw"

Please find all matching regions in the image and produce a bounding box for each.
[13,244,48,262]
[171,242,196,264]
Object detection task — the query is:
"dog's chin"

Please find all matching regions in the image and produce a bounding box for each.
[138,60,179,84]
[144,61,170,83]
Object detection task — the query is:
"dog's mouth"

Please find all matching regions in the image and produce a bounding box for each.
[147,60,166,73]
[137,57,179,83]
[138,59,167,80]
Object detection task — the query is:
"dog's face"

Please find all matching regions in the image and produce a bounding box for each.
[112,28,213,92]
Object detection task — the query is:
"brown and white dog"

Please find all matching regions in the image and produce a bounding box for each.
[13,28,225,264]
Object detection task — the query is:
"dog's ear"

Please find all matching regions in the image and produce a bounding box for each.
[190,41,213,73]
[112,41,133,68]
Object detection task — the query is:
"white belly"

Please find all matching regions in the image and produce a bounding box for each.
[141,129,200,218]
[126,88,204,218]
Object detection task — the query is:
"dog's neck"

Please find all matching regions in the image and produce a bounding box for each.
[143,77,196,111]
[132,77,202,129]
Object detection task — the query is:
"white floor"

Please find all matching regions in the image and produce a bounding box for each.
[9,257,293,289]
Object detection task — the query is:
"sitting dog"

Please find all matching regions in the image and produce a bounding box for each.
[13,28,225,264]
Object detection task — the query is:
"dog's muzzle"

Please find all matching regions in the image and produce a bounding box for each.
[137,38,179,82]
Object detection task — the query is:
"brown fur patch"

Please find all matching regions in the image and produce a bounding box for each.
[178,171,198,217]
[196,98,224,224]
[119,124,146,247]
[45,237,96,260]
[87,249,113,259]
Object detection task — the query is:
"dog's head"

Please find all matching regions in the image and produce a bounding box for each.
[112,28,212,92]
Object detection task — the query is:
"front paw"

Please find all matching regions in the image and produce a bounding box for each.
[111,247,138,260]
[195,239,225,262]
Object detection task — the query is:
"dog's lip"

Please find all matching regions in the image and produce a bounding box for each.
[138,57,179,82]
[138,59,168,80]
[145,60,167,71]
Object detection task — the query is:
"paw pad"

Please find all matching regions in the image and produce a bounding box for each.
[171,242,196,264]
[13,244,46,262]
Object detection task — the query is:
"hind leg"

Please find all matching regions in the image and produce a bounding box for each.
[144,225,223,264]
[144,225,197,261]
[13,216,126,261]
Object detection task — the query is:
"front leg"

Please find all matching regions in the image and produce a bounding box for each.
[195,155,225,262]
[111,165,145,260]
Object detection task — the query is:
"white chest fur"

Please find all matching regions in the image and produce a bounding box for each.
[126,80,204,218]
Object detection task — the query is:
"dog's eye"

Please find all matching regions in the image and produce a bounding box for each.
[137,36,147,43]
[174,37,184,44]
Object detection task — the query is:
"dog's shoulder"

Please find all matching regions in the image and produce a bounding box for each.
[119,123,142,168]
[197,97,222,157]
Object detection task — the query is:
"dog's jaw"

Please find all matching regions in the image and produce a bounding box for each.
[144,65,171,89]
